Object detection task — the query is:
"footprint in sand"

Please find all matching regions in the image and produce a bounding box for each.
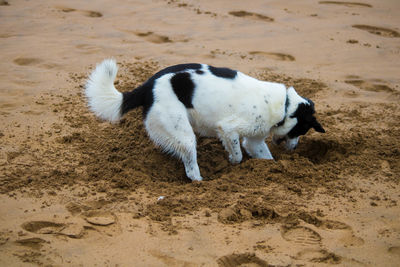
[135,31,173,44]
[13,57,59,69]
[338,232,365,247]
[150,250,196,266]
[0,33,17,38]
[21,221,85,238]
[81,210,121,237]
[229,11,274,22]
[13,57,42,66]
[217,253,268,267]
[76,44,102,54]
[321,220,351,230]
[281,226,322,246]
[82,10,102,18]
[84,210,116,226]
[300,215,365,247]
[66,202,83,216]
[388,246,400,257]
[55,6,102,18]
[57,6,75,13]
[249,51,295,61]
[21,221,65,234]
[345,79,395,93]
[352,25,400,38]
[319,1,372,8]
[321,220,364,247]
[15,237,47,250]
[295,248,341,264]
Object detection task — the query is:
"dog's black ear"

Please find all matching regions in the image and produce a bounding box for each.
[313,120,325,133]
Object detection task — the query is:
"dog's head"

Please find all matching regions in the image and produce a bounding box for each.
[272,87,325,150]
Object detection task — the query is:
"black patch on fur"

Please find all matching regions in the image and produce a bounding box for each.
[276,94,290,127]
[196,70,204,75]
[121,63,202,117]
[208,65,237,79]
[276,119,285,127]
[287,100,322,138]
[170,72,195,108]
[122,88,149,116]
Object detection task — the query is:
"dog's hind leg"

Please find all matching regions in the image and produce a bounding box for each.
[144,106,202,181]
[217,128,242,164]
[242,136,273,160]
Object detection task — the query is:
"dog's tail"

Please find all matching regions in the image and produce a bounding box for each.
[85,59,144,122]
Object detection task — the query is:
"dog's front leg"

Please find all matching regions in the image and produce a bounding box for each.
[182,153,202,181]
[217,129,242,164]
[242,136,274,160]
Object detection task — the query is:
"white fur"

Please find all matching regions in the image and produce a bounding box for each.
[86,60,308,181]
[142,65,302,181]
[85,59,123,122]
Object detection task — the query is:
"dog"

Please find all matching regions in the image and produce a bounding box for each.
[85,59,325,181]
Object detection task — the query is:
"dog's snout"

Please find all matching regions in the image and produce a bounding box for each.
[286,144,297,151]
[285,137,299,151]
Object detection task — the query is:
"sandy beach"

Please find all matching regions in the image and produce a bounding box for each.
[1,0,399,266]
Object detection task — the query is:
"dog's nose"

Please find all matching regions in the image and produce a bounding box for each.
[286,143,297,151]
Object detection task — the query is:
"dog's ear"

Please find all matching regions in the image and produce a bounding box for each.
[313,120,325,133]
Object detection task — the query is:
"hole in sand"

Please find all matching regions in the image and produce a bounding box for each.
[297,139,348,164]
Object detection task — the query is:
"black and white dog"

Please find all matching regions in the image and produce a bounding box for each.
[85,59,325,181]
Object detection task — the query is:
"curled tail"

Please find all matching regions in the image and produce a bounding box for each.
[85,59,122,122]
[85,59,145,122]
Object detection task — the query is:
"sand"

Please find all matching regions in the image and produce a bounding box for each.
[1,0,399,266]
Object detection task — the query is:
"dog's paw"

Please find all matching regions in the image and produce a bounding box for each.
[190,176,203,182]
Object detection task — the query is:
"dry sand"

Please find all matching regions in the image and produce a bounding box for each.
[1,0,400,266]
